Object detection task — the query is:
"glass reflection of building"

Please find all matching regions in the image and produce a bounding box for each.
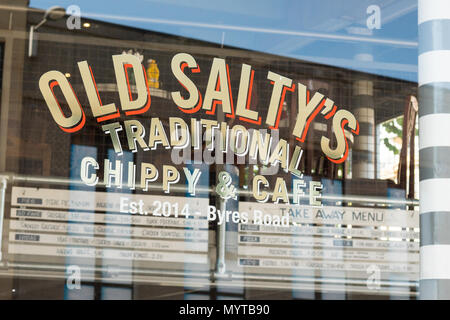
[0,1,422,300]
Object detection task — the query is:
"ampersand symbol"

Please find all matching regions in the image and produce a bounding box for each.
[216,171,237,200]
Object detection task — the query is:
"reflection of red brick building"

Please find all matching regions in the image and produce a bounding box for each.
[0,5,415,186]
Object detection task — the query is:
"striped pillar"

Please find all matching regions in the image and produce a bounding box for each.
[418,0,450,299]
[352,79,375,179]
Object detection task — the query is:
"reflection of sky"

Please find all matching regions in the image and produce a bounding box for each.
[31,0,418,82]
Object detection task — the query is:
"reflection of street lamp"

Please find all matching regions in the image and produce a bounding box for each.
[28,6,66,57]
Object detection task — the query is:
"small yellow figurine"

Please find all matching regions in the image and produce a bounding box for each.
[147,59,160,89]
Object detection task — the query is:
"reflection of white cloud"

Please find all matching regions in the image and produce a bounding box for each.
[346,27,373,36]
[292,54,417,73]
[143,0,283,18]
[83,11,418,48]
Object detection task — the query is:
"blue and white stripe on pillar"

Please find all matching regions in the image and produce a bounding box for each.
[419,0,450,300]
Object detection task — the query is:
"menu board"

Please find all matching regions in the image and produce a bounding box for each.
[237,201,420,287]
[4,186,420,294]
[7,187,210,269]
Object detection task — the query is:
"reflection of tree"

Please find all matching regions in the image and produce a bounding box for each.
[382,116,418,155]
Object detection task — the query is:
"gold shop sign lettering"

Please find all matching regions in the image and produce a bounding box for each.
[38,53,359,164]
